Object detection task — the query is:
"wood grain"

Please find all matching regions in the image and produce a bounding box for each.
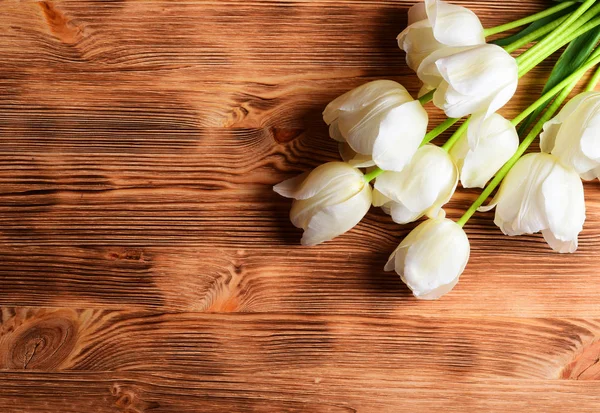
[2,0,600,411]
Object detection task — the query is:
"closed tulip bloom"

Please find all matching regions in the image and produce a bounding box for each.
[450,113,519,188]
[323,80,428,172]
[540,91,600,180]
[433,44,518,118]
[482,153,585,253]
[398,0,485,94]
[273,162,372,246]
[372,145,458,224]
[397,0,485,81]
[385,217,470,300]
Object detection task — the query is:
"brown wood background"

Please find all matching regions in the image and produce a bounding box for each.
[1,0,600,411]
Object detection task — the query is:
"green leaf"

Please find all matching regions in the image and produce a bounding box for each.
[492,5,575,47]
[517,26,600,135]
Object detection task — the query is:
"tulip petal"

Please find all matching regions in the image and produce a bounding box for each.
[374,145,457,224]
[483,78,518,119]
[542,229,578,254]
[371,100,428,171]
[398,25,442,71]
[436,45,515,96]
[390,203,424,225]
[541,162,585,253]
[338,92,415,157]
[272,172,309,199]
[493,153,554,236]
[540,92,592,153]
[580,113,600,161]
[323,80,409,125]
[328,120,346,143]
[425,0,485,47]
[455,113,518,188]
[402,218,469,299]
[339,143,376,168]
[301,184,372,246]
[416,45,470,89]
[371,188,391,208]
[434,44,518,118]
[275,162,361,200]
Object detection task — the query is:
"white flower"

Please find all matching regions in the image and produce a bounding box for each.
[323,80,428,172]
[372,145,458,224]
[449,113,519,188]
[397,0,485,90]
[385,216,470,300]
[433,44,518,118]
[481,153,585,253]
[273,162,372,246]
[540,91,600,180]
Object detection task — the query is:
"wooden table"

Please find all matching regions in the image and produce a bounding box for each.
[1,1,600,411]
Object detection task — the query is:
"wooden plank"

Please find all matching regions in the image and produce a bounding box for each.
[0,308,599,379]
[1,246,600,317]
[2,371,600,413]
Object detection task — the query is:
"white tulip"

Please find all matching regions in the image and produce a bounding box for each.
[450,113,519,188]
[385,217,470,300]
[273,162,372,246]
[372,145,458,224]
[433,44,518,118]
[540,91,600,180]
[323,80,428,172]
[397,0,485,90]
[481,153,585,253]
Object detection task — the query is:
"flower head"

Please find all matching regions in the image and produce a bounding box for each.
[450,113,519,188]
[373,145,458,224]
[273,162,372,246]
[323,80,428,171]
[482,152,585,253]
[397,0,485,92]
[432,44,518,118]
[385,217,470,300]
[540,91,600,180]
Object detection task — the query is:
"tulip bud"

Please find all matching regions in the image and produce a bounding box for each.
[385,217,470,300]
[397,0,485,83]
[373,145,458,224]
[432,44,518,118]
[450,113,519,188]
[540,91,600,180]
[273,162,372,246]
[482,153,585,253]
[323,80,428,172]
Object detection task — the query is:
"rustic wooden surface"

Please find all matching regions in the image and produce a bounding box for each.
[1,0,600,411]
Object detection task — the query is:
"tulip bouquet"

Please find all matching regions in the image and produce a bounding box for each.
[275,0,600,299]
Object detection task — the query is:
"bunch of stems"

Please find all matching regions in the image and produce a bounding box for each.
[367,0,600,229]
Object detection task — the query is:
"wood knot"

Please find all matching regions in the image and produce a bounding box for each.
[271,127,304,143]
[39,1,84,45]
[562,340,600,380]
[0,310,77,369]
[108,249,146,262]
[112,383,160,412]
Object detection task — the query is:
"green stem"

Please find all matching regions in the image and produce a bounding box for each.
[418,89,435,105]
[510,46,600,129]
[515,0,597,67]
[457,80,577,228]
[518,14,600,77]
[483,1,576,37]
[457,48,600,227]
[421,117,459,145]
[585,65,600,91]
[503,14,570,53]
[441,119,470,152]
[363,168,384,183]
